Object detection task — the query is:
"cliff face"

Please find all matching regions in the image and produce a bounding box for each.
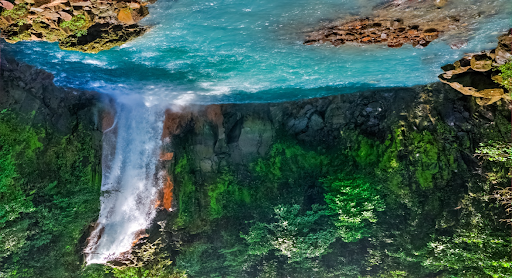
[0,56,102,137]
[140,81,511,277]
[0,56,104,276]
[162,83,508,181]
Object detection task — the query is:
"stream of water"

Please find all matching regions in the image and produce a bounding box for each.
[3,0,511,103]
[84,97,164,264]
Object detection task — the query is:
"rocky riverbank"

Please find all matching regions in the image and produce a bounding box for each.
[305,0,503,48]
[0,0,155,53]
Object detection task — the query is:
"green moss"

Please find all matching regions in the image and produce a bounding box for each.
[497,62,512,92]
[207,171,250,219]
[1,4,28,21]
[174,155,197,228]
[59,14,89,37]
[252,141,330,184]
[409,130,439,189]
[32,21,67,42]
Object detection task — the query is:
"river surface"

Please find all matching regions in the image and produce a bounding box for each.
[2,0,511,103]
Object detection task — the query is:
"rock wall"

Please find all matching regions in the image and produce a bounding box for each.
[161,83,510,184]
[0,54,102,145]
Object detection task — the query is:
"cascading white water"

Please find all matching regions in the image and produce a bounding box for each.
[85,96,164,264]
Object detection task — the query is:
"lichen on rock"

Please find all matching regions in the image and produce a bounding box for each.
[0,0,153,53]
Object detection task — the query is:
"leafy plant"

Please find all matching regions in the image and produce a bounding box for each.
[322,175,385,242]
[242,204,336,262]
[497,62,512,92]
[476,141,512,162]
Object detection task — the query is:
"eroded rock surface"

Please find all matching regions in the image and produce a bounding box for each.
[0,0,153,53]
[439,32,512,105]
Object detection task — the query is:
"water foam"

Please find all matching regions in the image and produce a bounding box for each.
[85,96,164,264]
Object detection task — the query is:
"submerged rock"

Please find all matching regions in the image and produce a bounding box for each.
[304,18,440,48]
[305,0,502,48]
[0,0,153,53]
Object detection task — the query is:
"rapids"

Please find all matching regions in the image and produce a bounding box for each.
[2,0,511,103]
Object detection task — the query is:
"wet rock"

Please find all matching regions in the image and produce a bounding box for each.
[0,1,14,10]
[117,8,134,25]
[309,113,324,130]
[305,17,441,48]
[470,54,493,72]
[439,32,511,105]
[304,0,499,49]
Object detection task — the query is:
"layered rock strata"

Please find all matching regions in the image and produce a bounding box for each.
[439,32,512,105]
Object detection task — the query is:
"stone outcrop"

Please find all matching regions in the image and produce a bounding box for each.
[439,32,512,105]
[305,0,502,48]
[0,0,153,53]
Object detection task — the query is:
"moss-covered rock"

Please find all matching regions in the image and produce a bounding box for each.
[0,0,153,53]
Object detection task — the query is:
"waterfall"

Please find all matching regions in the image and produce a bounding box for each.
[85,96,164,264]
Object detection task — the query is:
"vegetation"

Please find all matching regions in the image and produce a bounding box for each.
[1,4,28,22]
[0,110,101,278]
[497,61,512,92]
[59,14,89,37]
[1,80,511,277]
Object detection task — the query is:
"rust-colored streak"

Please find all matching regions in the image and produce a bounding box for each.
[160,152,174,161]
[205,104,223,126]
[162,174,174,211]
[131,229,148,247]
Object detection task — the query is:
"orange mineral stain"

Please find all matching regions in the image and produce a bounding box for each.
[160,152,174,161]
[162,173,174,211]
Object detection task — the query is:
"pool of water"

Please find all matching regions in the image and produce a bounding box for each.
[2,0,511,103]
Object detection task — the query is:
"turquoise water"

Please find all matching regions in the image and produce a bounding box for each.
[2,0,511,103]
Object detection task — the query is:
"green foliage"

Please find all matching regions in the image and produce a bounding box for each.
[106,240,185,278]
[498,61,512,92]
[59,14,89,37]
[476,141,512,162]
[0,112,40,261]
[1,4,27,21]
[322,175,385,242]
[0,110,101,277]
[423,231,512,277]
[243,204,336,262]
